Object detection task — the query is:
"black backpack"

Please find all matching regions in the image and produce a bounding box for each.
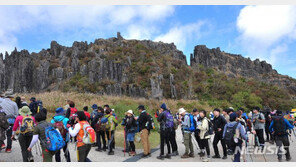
[224,122,239,149]
[0,112,9,130]
[146,113,155,131]
[273,116,286,136]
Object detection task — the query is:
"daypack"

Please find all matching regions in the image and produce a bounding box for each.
[100,116,110,131]
[20,116,34,136]
[54,120,67,140]
[42,124,65,151]
[273,116,286,136]
[188,114,197,132]
[146,113,155,131]
[80,122,96,144]
[164,110,174,129]
[36,100,43,113]
[224,122,239,148]
[0,112,9,130]
[69,108,78,125]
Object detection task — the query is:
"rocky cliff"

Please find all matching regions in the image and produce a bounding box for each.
[0,34,295,101]
[190,45,296,95]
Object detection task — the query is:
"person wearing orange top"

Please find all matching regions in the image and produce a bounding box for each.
[69,111,92,162]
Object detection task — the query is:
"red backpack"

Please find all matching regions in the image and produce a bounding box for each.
[69,108,78,117]
[54,121,67,140]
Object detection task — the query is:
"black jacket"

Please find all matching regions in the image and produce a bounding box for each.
[138,111,149,131]
[212,115,227,133]
[157,112,167,131]
[122,115,137,133]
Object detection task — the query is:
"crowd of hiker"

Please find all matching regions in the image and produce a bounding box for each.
[0,91,295,162]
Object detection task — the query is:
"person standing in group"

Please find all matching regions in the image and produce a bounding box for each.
[252,106,265,150]
[198,110,211,162]
[28,97,38,117]
[21,97,28,106]
[264,108,272,143]
[122,110,137,156]
[179,108,195,159]
[65,101,78,142]
[212,108,228,159]
[69,111,93,162]
[104,108,118,155]
[0,105,9,152]
[27,110,57,162]
[222,109,230,123]
[223,113,248,162]
[50,107,71,162]
[192,108,202,153]
[0,92,18,153]
[83,106,91,122]
[269,110,293,162]
[11,106,36,162]
[156,103,173,160]
[15,96,24,109]
[137,105,151,158]
[92,106,106,152]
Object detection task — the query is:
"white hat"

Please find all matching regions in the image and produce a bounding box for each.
[125,110,133,115]
[178,108,186,114]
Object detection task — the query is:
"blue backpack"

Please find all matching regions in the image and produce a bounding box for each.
[164,110,174,128]
[189,114,197,132]
[42,124,65,151]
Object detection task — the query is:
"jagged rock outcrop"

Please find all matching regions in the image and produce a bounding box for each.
[190,45,296,94]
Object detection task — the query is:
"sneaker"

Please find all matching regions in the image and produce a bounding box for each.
[141,154,149,158]
[189,153,195,158]
[212,155,221,159]
[5,149,11,153]
[1,144,6,150]
[95,148,102,152]
[108,151,114,155]
[286,157,292,161]
[129,151,136,156]
[157,155,165,160]
[199,152,205,157]
[28,156,34,162]
[165,154,171,159]
[202,157,209,162]
[222,156,227,159]
[181,154,190,159]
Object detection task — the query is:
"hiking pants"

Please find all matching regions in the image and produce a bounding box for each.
[0,140,3,151]
[129,141,135,152]
[213,131,227,157]
[77,144,92,162]
[160,129,171,155]
[170,129,178,152]
[55,142,71,162]
[96,130,106,150]
[106,130,115,152]
[6,125,12,149]
[42,147,56,162]
[275,135,290,160]
[200,139,210,156]
[194,129,202,150]
[140,129,150,155]
[183,132,194,154]
[232,142,242,162]
[18,134,33,162]
[255,129,265,147]
[265,123,271,141]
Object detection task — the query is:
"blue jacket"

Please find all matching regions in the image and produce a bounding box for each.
[269,117,294,135]
[51,115,70,142]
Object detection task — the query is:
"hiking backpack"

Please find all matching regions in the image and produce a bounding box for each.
[31,102,38,115]
[69,108,78,125]
[188,114,197,132]
[224,122,239,148]
[80,122,96,144]
[146,113,155,131]
[54,120,67,140]
[42,124,65,151]
[273,116,286,136]
[164,110,174,129]
[20,116,34,136]
[100,116,110,131]
[36,100,43,113]
[0,112,9,130]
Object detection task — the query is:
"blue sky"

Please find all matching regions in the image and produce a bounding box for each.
[0,5,295,78]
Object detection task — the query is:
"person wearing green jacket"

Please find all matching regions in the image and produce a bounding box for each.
[105,108,118,155]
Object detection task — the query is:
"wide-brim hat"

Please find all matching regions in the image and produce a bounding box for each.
[178,108,186,114]
[5,90,15,98]
[125,110,133,115]
[19,106,32,116]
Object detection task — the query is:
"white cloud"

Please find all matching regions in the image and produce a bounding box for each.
[0,5,176,54]
[154,21,206,51]
[236,5,296,71]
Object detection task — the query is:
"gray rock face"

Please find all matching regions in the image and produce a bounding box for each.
[190,45,296,94]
